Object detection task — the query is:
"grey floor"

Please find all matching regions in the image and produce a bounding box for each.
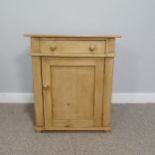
[0,104,155,155]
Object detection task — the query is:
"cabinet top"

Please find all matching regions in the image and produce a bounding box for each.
[24,34,121,39]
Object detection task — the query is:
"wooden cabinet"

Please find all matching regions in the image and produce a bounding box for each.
[25,34,121,132]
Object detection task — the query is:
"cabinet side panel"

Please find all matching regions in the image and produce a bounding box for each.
[31,38,44,130]
[103,39,115,129]
[103,58,114,128]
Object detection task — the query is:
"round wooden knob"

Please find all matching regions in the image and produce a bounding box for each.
[89,44,96,52]
[43,83,49,90]
[49,44,57,51]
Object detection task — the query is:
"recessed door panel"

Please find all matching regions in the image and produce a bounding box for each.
[51,66,94,120]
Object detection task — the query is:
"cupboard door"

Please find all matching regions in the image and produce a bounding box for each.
[42,57,104,129]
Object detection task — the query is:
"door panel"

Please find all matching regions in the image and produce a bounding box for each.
[42,57,104,129]
[51,66,94,120]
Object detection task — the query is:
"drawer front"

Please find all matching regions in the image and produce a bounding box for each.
[40,41,106,55]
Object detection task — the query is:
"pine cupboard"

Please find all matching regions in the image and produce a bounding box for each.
[25,34,121,132]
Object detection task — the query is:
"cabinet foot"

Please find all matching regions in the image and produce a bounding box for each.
[103,127,112,132]
[35,126,44,132]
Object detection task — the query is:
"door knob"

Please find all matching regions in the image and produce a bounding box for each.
[43,83,49,90]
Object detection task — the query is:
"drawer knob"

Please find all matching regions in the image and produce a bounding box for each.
[89,44,96,52]
[49,44,57,51]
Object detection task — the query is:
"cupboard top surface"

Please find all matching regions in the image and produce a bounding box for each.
[24,34,121,39]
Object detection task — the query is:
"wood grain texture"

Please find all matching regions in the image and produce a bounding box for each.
[25,34,121,39]
[41,57,52,129]
[31,53,114,58]
[106,39,115,54]
[31,38,44,130]
[31,58,44,130]
[102,58,114,128]
[27,35,120,131]
[40,40,106,54]
[102,40,115,128]
[31,38,40,53]
[42,58,104,129]
[44,127,112,131]
[93,59,104,127]
[51,66,94,120]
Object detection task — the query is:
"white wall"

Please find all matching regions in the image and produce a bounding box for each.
[0,0,155,94]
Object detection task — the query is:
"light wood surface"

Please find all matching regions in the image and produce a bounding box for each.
[31,53,115,58]
[31,38,44,129]
[102,39,115,128]
[27,34,120,131]
[25,34,121,38]
[40,40,106,55]
[42,58,104,129]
